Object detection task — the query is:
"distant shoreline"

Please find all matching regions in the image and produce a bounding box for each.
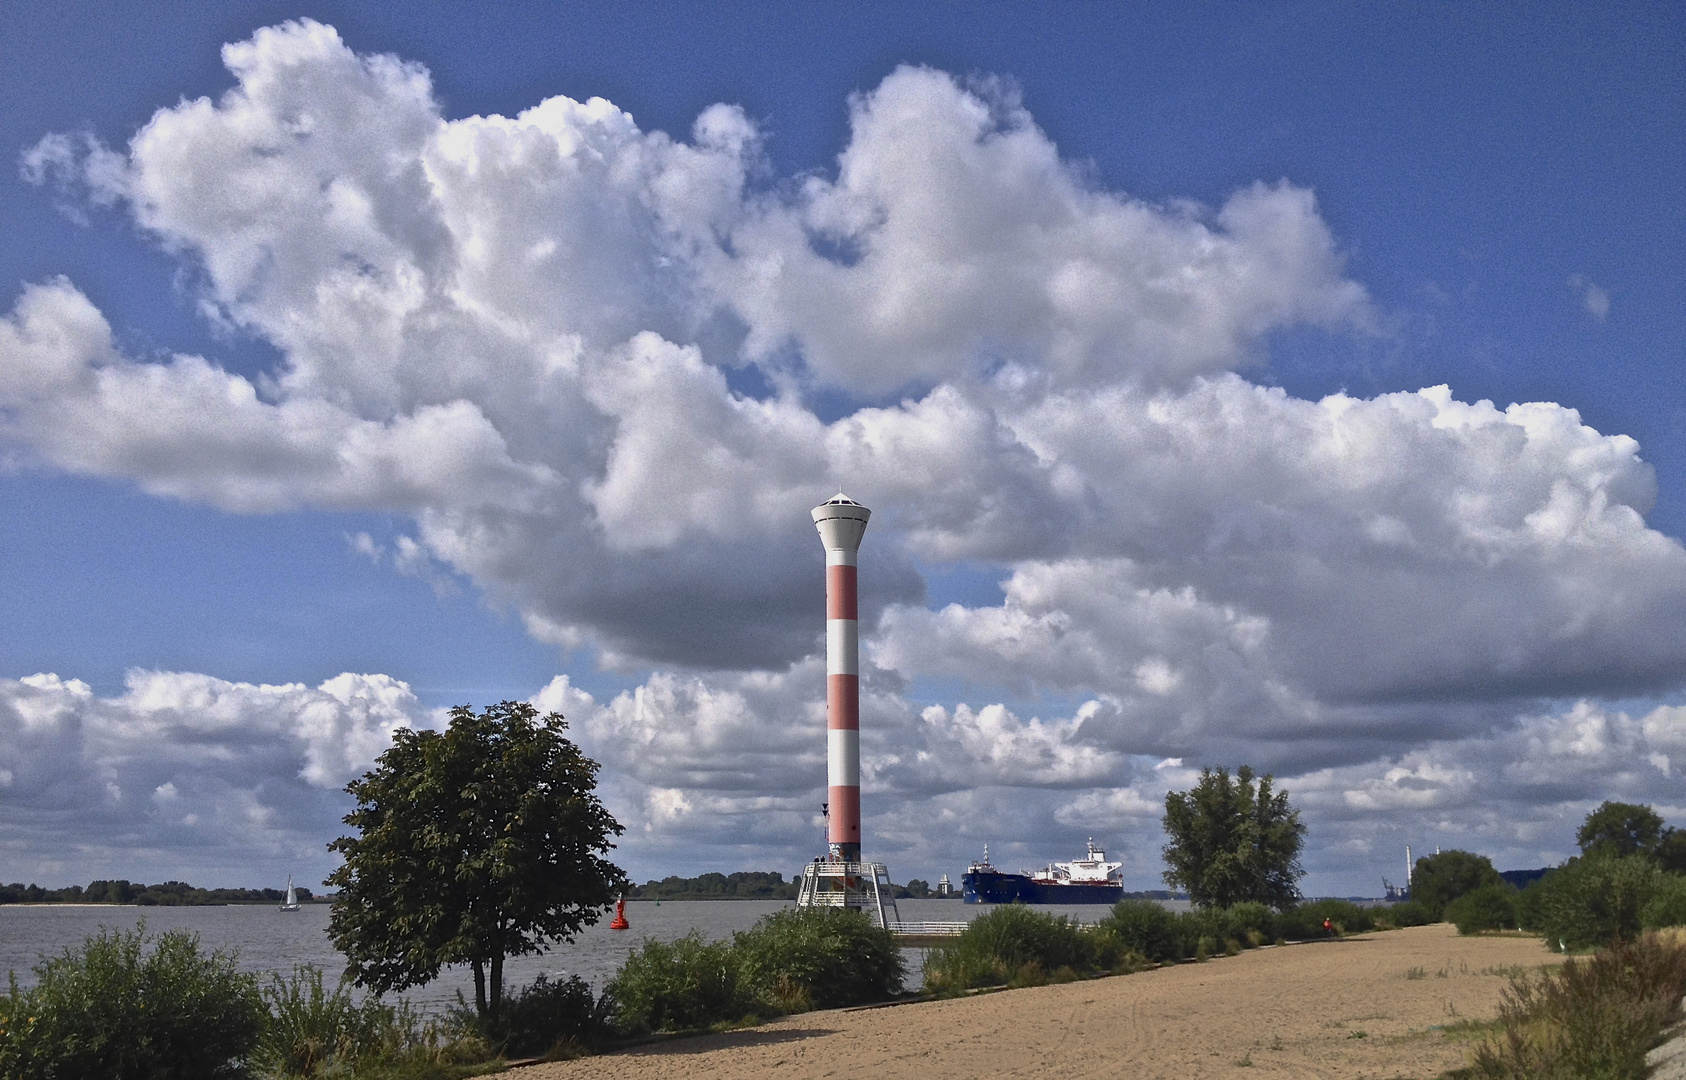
[0,900,333,908]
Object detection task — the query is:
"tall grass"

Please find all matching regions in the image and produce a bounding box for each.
[258,965,492,1079]
[1465,931,1686,1080]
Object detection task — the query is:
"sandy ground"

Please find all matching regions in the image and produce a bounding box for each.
[515,924,1564,1080]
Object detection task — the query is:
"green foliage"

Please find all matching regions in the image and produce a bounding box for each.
[1221,901,1275,943]
[1411,850,1503,919]
[258,964,490,1078]
[1272,898,1374,940]
[1576,801,1666,859]
[1515,876,1550,932]
[328,700,627,1021]
[0,880,307,906]
[459,973,612,1060]
[605,932,749,1034]
[605,909,906,1034]
[1533,854,1663,950]
[923,906,1127,994]
[1468,932,1686,1079]
[0,924,264,1080]
[1656,830,1686,874]
[627,871,797,900]
[1161,765,1306,910]
[261,964,382,1075]
[1446,884,1518,934]
[1098,897,1382,967]
[1377,900,1436,928]
[732,907,904,1011]
[1640,874,1686,931]
[1100,900,1182,962]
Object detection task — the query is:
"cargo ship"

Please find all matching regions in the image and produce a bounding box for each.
[962,839,1124,904]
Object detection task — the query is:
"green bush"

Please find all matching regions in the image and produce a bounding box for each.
[605,910,906,1035]
[1376,900,1436,928]
[1640,874,1686,931]
[1534,854,1662,950]
[0,924,265,1080]
[1469,931,1686,1079]
[606,932,748,1034]
[1446,884,1518,934]
[1221,901,1275,944]
[1273,899,1374,940]
[1178,908,1225,954]
[732,907,903,1012]
[1099,900,1302,964]
[463,973,612,1060]
[1516,877,1550,932]
[924,906,1100,994]
[1100,900,1182,963]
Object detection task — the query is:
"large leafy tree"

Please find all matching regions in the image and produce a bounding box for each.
[1576,801,1666,858]
[1161,765,1306,910]
[1410,850,1503,919]
[327,701,626,1019]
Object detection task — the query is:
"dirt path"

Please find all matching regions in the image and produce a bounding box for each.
[515,924,1562,1080]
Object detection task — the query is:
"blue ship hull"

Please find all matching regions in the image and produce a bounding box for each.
[962,869,1123,905]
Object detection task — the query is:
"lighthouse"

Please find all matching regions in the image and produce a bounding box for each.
[813,493,869,861]
[795,494,899,927]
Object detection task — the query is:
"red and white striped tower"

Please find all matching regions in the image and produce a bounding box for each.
[812,494,870,862]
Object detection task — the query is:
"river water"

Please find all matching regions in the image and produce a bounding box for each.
[0,899,1138,1011]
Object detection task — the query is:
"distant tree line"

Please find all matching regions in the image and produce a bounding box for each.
[628,872,798,900]
[0,880,314,905]
[624,872,972,900]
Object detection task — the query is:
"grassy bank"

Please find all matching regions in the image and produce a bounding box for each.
[1449,930,1686,1080]
[9,902,1684,1077]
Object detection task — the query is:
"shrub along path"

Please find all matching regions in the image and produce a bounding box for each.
[517,924,1562,1080]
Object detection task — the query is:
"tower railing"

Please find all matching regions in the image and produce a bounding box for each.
[794,858,900,930]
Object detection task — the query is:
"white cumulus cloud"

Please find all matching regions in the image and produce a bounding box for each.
[2,20,1683,888]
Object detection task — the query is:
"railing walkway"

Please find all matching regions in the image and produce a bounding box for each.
[888,920,969,938]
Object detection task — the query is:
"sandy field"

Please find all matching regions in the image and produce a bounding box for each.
[516,924,1564,1080]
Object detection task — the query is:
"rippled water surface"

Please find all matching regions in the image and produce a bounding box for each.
[0,898,1141,1011]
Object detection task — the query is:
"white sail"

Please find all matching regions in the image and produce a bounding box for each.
[280,875,301,911]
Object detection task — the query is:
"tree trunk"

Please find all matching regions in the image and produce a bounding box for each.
[490,951,504,1020]
[472,958,487,1018]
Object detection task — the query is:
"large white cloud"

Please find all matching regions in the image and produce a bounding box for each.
[4,19,1685,889]
[0,671,432,885]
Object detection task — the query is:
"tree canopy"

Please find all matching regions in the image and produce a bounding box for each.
[1161,765,1305,910]
[1411,849,1504,919]
[1577,801,1667,859]
[327,701,626,1019]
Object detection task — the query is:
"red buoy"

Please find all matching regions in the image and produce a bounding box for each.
[609,896,629,930]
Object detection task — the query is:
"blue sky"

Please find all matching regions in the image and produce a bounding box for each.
[0,2,1682,895]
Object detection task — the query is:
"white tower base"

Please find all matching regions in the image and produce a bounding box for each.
[794,859,900,930]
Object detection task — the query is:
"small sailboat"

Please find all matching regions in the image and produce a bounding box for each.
[280,875,301,912]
